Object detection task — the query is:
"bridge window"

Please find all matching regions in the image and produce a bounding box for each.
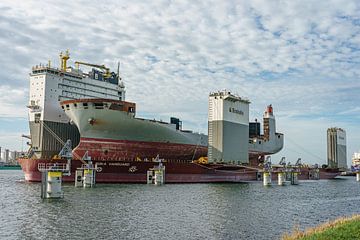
[35,113,41,123]
[94,102,104,109]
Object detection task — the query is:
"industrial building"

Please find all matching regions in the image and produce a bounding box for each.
[327,127,347,169]
[0,148,24,164]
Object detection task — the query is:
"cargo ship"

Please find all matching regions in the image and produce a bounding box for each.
[26,50,125,160]
[18,52,340,182]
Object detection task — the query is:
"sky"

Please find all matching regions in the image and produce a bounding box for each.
[0,0,359,166]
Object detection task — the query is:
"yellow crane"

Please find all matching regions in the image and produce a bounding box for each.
[59,50,70,71]
[74,61,112,78]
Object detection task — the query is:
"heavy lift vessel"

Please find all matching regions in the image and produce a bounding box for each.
[18,52,340,182]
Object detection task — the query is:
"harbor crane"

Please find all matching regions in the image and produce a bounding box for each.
[279,157,286,167]
[75,61,112,78]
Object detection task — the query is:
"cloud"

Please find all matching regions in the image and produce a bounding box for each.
[0,85,27,118]
[0,0,359,163]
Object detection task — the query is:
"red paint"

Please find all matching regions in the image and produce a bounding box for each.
[18,158,340,183]
[73,137,208,161]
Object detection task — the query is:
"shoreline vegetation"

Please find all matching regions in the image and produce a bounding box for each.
[281,215,360,240]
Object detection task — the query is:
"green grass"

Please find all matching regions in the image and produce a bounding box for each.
[282,215,360,240]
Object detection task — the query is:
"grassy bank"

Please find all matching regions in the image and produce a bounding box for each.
[281,215,360,240]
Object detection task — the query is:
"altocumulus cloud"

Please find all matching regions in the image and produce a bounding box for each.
[0,0,359,164]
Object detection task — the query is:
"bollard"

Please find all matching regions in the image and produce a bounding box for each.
[147,164,165,185]
[75,169,83,187]
[41,171,63,199]
[263,172,271,186]
[147,170,154,184]
[291,172,299,185]
[83,169,95,187]
[356,172,360,182]
[154,169,165,185]
[278,172,285,186]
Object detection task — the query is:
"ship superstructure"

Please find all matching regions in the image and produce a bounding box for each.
[248,105,284,161]
[208,92,283,164]
[208,91,250,164]
[27,51,125,159]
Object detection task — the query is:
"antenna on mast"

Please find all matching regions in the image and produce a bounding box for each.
[117,61,121,81]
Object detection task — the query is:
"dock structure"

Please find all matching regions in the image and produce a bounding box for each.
[277,171,285,186]
[257,157,313,186]
[351,165,360,182]
[38,163,69,199]
[75,163,97,188]
[74,151,97,188]
[147,162,166,185]
[37,139,97,199]
[262,157,272,186]
[38,140,73,199]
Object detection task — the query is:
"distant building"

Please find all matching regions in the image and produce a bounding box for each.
[10,151,16,161]
[327,128,347,169]
[4,149,10,163]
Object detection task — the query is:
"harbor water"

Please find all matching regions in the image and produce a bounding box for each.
[1,170,360,240]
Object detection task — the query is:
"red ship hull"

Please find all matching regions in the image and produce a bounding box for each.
[18,158,340,183]
[73,137,208,161]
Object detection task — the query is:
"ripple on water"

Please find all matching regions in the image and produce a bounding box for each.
[1,171,360,240]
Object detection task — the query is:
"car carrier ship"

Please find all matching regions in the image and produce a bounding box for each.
[18,52,339,182]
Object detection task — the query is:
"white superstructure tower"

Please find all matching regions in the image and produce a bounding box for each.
[208,91,250,164]
[327,127,347,169]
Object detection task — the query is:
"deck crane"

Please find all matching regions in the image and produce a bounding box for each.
[74,61,112,78]
[295,158,302,167]
[278,157,286,167]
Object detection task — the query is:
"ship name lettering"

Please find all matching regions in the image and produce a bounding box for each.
[108,162,130,166]
[96,162,107,166]
[229,107,244,115]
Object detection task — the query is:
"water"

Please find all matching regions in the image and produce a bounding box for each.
[1,171,360,240]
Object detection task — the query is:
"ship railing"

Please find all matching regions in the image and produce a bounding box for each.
[38,163,68,172]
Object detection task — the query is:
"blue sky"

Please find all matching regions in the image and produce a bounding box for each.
[0,0,359,166]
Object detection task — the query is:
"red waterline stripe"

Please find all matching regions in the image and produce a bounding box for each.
[80,137,207,147]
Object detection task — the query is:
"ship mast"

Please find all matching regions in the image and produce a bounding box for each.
[117,61,121,81]
[59,50,70,71]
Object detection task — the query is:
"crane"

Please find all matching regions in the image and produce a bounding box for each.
[278,157,286,166]
[59,50,70,71]
[74,61,112,78]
